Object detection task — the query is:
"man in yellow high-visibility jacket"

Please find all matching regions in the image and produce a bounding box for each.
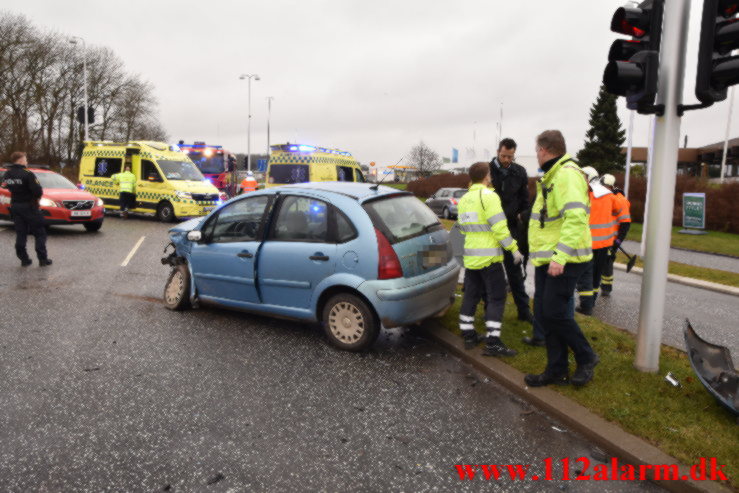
[111,165,137,219]
[524,130,599,388]
[457,162,523,357]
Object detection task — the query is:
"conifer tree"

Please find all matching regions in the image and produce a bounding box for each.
[576,85,626,175]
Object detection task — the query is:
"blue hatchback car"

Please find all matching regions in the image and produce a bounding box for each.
[162,183,460,351]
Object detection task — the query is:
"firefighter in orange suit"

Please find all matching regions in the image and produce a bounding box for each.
[600,173,632,296]
[240,171,258,194]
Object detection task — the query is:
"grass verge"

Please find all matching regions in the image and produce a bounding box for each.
[385,183,408,191]
[615,252,739,289]
[626,223,739,258]
[439,294,739,488]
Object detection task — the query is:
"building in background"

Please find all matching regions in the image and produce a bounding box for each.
[623,138,739,179]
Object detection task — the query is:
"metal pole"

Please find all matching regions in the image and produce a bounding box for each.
[81,38,89,142]
[267,96,274,157]
[247,77,252,173]
[624,109,635,199]
[635,0,691,373]
[720,86,735,183]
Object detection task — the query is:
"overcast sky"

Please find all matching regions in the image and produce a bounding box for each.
[4,0,735,167]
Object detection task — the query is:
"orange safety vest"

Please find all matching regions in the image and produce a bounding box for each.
[241,177,258,193]
[589,190,621,250]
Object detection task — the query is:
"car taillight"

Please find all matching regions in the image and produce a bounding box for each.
[450,198,458,205]
[375,228,402,280]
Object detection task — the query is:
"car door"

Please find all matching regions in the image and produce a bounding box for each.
[258,195,337,311]
[188,195,272,306]
[0,170,10,218]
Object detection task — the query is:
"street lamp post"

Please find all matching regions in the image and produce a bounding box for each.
[266,96,274,157]
[69,36,89,142]
[239,74,260,172]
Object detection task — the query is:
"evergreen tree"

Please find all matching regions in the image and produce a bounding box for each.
[576,85,626,175]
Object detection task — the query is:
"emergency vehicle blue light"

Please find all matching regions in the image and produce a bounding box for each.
[289,146,298,151]
[298,145,316,153]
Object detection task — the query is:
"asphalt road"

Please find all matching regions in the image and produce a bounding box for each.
[622,239,739,273]
[0,217,662,492]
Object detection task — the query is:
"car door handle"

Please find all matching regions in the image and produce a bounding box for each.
[309,255,330,261]
[237,251,254,258]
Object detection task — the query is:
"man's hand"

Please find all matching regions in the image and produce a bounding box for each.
[512,250,524,265]
[548,261,564,277]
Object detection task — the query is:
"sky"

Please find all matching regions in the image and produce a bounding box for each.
[3,0,737,169]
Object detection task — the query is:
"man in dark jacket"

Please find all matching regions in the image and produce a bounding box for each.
[2,151,51,266]
[489,138,533,326]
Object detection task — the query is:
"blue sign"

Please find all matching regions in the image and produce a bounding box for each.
[257,159,268,172]
[452,148,459,164]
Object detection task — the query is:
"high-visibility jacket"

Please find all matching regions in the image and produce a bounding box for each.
[111,171,136,194]
[241,177,258,193]
[613,192,632,224]
[588,184,621,249]
[458,183,518,270]
[528,154,592,266]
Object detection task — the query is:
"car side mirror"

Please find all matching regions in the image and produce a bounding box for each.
[148,174,160,182]
[186,231,202,242]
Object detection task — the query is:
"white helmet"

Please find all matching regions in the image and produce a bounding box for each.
[602,173,616,187]
[247,170,254,177]
[581,166,599,183]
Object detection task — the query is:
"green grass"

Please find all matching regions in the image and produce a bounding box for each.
[440,295,739,488]
[626,223,739,258]
[385,183,408,191]
[616,252,739,288]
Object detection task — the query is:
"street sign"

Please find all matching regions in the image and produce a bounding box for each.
[257,159,267,172]
[681,192,707,233]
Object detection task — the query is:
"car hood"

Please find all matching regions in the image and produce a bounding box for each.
[169,217,204,234]
[43,188,99,201]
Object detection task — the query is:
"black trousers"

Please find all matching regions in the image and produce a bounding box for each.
[502,249,531,316]
[460,263,507,336]
[120,192,136,211]
[534,263,596,376]
[11,203,48,261]
[601,252,615,293]
[576,248,611,310]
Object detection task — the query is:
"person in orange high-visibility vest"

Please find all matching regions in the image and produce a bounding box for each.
[240,171,258,194]
[575,167,621,315]
[600,173,631,296]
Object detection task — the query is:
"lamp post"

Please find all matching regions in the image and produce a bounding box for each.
[266,96,274,158]
[69,36,89,142]
[239,73,260,172]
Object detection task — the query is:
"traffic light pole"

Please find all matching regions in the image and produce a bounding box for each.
[635,0,691,372]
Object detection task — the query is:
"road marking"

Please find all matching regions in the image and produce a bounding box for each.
[121,236,146,267]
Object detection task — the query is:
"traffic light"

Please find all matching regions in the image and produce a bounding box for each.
[76,106,95,124]
[603,0,665,114]
[696,0,739,105]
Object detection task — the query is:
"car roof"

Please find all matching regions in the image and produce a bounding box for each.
[274,182,409,202]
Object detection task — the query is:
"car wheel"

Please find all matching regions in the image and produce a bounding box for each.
[442,207,451,219]
[322,293,380,352]
[163,263,191,311]
[156,201,175,222]
[84,220,103,232]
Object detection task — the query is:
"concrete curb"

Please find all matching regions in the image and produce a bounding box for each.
[422,321,733,493]
[613,262,739,297]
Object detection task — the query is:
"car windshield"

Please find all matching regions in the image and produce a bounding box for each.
[188,152,225,174]
[158,160,205,181]
[453,189,466,198]
[363,194,442,244]
[269,164,309,184]
[34,172,77,189]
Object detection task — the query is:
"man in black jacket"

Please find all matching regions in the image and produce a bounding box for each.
[489,138,534,326]
[2,151,51,266]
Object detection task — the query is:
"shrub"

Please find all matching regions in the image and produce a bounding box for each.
[406,173,472,198]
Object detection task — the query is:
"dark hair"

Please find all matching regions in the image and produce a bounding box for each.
[536,130,566,155]
[498,138,517,151]
[468,162,490,183]
[10,151,26,163]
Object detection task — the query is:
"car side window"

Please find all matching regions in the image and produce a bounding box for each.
[354,169,365,183]
[337,166,354,182]
[208,196,270,243]
[141,160,163,182]
[273,196,328,242]
[335,208,357,243]
[94,158,122,178]
[439,190,449,198]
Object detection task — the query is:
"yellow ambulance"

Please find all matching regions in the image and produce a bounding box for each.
[265,144,365,188]
[78,141,222,222]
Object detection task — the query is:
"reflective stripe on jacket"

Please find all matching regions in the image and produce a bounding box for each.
[241,177,258,192]
[458,183,518,270]
[614,192,632,224]
[589,190,620,249]
[528,154,592,266]
[112,171,136,194]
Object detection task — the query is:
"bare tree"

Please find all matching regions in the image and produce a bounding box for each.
[408,141,442,178]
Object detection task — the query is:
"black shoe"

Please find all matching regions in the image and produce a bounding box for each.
[462,330,482,350]
[482,338,517,357]
[576,306,593,316]
[517,311,534,323]
[522,336,545,347]
[20,258,32,267]
[571,355,600,387]
[524,372,570,387]
[39,258,52,267]
[600,289,611,297]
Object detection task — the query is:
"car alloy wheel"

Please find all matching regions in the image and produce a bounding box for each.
[322,293,380,351]
[163,264,191,311]
[442,207,451,219]
[329,301,365,344]
[157,202,175,223]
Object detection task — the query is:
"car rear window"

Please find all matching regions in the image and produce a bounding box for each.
[453,189,466,198]
[269,164,309,184]
[363,194,442,244]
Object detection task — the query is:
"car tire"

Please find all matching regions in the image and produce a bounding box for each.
[442,207,451,219]
[163,263,191,311]
[84,220,103,232]
[156,201,176,222]
[322,293,380,352]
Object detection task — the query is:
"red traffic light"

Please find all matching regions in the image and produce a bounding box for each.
[611,7,650,38]
[720,0,739,17]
